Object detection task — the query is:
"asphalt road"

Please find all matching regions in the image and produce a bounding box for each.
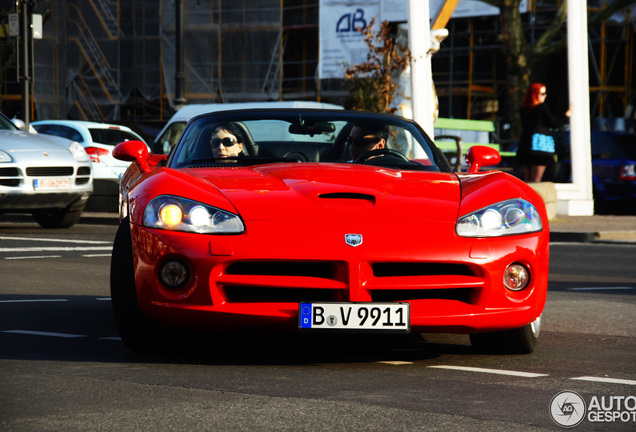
[1,217,635,431]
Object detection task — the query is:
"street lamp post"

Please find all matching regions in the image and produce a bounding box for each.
[174,0,187,110]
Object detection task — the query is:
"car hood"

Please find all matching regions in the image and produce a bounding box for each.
[0,130,72,154]
[182,163,461,223]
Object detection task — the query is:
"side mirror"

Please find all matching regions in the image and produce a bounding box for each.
[465,146,501,174]
[113,140,150,172]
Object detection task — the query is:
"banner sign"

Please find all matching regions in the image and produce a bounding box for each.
[319,0,529,79]
[319,1,380,79]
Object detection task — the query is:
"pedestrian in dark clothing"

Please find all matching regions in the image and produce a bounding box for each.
[518,83,572,182]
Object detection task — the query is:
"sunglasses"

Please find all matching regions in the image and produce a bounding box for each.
[348,136,380,147]
[211,137,238,147]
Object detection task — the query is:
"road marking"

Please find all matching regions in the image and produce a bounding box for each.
[379,361,414,365]
[3,330,86,338]
[428,365,548,378]
[566,287,635,291]
[0,235,110,244]
[571,376,636,386]
[81,254,112,258]
[0,246,112,252]
[4,255,63,260]
[0,299,68,303]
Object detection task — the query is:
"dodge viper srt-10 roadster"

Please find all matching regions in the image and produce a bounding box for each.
[111,109,549,354]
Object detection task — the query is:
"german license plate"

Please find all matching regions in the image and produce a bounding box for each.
[33,178,71,190]
[299,302,410,332]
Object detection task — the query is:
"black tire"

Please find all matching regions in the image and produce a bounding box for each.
[110,218,164,354]
[469,314,542,354]
[33,206,84,228]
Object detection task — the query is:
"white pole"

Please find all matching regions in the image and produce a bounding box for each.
[556,0,594,215]
[408,0,434,138]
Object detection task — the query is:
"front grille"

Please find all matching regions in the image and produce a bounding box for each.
[75,177,90,185]
[373,263,474,277]
[222,261,346,303]
[0,168,21,187]
[224,286,339,303]
[0,168,21,177]
[26,167,74,177]
[77,167,91,176]
[226,261,335,278]
[0,179,20,187]
[371,288,474,303]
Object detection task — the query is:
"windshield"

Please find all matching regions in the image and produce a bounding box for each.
[88,128,143,146]
[0,114,19,131]
[168,110,451,172]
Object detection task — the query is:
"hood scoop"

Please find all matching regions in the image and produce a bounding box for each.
[318,192,376,207]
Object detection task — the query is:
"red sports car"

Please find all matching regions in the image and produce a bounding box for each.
[111,109,549,354]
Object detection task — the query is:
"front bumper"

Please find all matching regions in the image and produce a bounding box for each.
[131,221,549,334]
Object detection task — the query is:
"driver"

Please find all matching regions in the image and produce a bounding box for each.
[210,122,245,158]
[348,123,389,161]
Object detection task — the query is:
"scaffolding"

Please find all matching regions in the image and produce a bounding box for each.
[0,0,633,131]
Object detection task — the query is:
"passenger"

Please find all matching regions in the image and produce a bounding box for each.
[348,123,389,161]
[210,123,245,158]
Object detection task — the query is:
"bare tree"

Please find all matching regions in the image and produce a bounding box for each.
[343,19,411,114]
[482,0,636,137]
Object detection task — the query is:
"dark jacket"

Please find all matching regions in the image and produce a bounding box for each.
[518,103,567,160]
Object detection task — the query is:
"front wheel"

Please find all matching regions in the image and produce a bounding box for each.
[469,314,542,354]
[33,206,84,228]
[110,218,165,354]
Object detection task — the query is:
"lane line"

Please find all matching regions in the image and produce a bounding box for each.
[566,287,635,291]
[0,299,68,303]
[571,376,636,386]
[0,236,110,244]
[0,247,112,252]
[3,330,86,338]
[4,255,63,260]
[81,254,112,258]
[428,365,548,378]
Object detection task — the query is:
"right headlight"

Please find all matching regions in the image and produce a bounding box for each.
[144,195,245,234]
[456,198,542,237]
[0,150,13,163]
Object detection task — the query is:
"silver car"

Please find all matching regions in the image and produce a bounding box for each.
[0,113,93,228]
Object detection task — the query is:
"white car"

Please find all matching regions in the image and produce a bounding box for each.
[31,120,149,181]
[0,113,93,228]
[154,101,343,153]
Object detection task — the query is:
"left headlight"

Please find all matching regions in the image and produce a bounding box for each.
[456,198,542,237]
[144,195,245,234]
[68,141,90,162]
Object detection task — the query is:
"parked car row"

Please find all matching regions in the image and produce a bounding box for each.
[0,113,93,228]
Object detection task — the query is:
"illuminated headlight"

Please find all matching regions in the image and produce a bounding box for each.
[0,150,13,163]
[456,199,542,237]
[68,141,90,162]
[144,195,245,234]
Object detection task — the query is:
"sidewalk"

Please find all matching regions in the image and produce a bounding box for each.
[549,215,636,243]
[79,212,636,243]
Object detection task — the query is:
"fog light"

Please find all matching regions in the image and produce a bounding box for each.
[504,263,530,291]
[159,260,189,289]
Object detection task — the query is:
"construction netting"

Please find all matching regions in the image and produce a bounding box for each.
[31,0,313,122]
